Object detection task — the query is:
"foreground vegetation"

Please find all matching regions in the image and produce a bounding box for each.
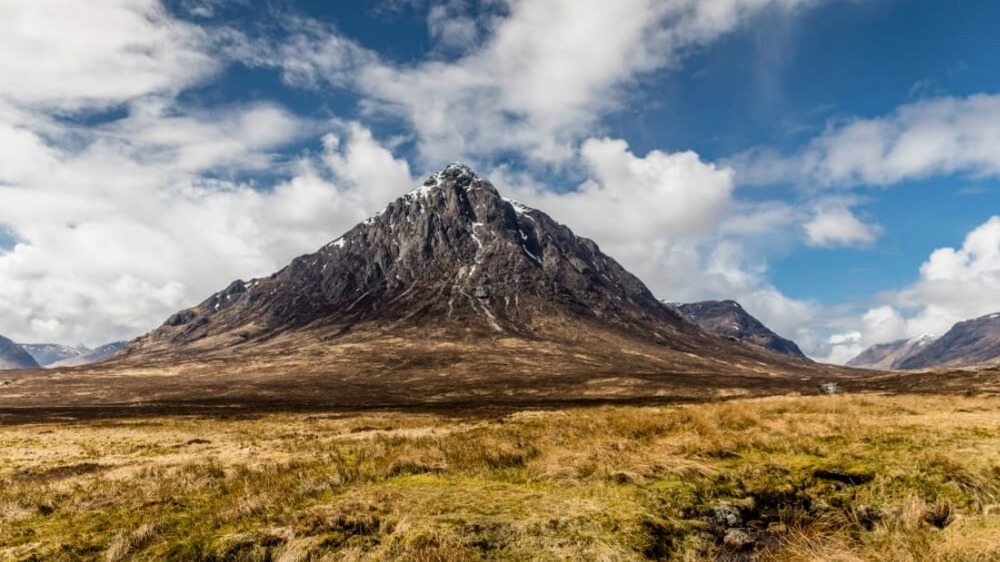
[2,394,1000,561]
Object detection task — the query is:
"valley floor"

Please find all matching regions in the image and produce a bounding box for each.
[2,394,1000,561]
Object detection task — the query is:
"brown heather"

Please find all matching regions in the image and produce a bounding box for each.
[2,393,1000,561]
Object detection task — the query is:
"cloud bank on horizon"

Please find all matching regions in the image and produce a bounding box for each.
[1,0,999,364]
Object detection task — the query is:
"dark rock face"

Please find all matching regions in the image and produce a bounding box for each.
[0,335,40,370]
[676,300,807,359]
[127,163,696,354]
[845,335,937,370]
[51,342,127,368]
[894,312,1000,370]
[21,343,88,367]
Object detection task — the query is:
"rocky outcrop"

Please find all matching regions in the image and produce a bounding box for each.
[676,300,807,359]
[0,335,40,370]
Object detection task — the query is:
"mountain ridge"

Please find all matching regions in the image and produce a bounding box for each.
[845,335,937,370]
[675,300,807,359]
[0,335,40,370]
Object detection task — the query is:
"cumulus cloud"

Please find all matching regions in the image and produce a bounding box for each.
[819,216,1000,363]
[0,116,414,346]
[900,216,1000,333]
[0,0,217,111]
[803,203,882,248]
[486,137,819,351]
[0,1,421,346]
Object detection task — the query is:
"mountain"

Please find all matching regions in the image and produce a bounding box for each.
[0,335,40,370]
[125,162,703,354]
[893,313,1000,370]
[675,300,807,359]
[845,335,937,370]
[50,342,127,368]
[21,343,89,367]
[3,164,846,411]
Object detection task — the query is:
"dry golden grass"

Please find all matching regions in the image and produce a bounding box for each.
[1,394,1000,561]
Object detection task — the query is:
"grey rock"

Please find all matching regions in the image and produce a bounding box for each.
[713,503,743,528]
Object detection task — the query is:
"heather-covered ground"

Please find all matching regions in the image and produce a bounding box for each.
[3,394,1000,561]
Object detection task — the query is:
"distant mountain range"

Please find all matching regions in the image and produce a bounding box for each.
[21,343,90,367]
[845,335,937,370]
[674,300,807,359]
[1,340,127,370]
[848,311,1000,370]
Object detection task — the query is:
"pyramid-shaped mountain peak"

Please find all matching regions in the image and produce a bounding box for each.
[126,163,697,355]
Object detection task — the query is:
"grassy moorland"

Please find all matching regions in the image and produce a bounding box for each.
[2,394,1000,561]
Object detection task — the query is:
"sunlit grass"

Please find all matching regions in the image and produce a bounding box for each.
[2,394,1000,560]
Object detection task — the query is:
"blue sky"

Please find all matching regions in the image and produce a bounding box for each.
[2,0,1000,363]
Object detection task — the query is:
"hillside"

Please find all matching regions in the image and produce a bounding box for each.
[676,300,807,359]
[846,335,938,370]
[0,335,39,370]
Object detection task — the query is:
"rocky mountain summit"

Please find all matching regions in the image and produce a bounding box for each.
[126,163,698,355]
[675,300,807,359]
[845,335,937,370]
[0,335,39,370]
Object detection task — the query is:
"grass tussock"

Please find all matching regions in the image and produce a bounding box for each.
[1,394,1000,560]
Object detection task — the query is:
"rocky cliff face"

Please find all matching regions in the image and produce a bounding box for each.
[676,300,807,359]
[0,335,40,370]
[894,313,1000,370]
[126,163,697,355]
[845,335,937,370]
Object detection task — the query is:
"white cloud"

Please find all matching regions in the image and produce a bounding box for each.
[486,136,819,352]
[737,93,1000,188]
[818,216,1000,364]
[344,0,832,165]
[503,137,733,288]
[0,102,414,345]
[803,203,881,248]
[427,2,481,51]
[899,216,1000,333]
[0,0,217,111]
[218,15,376,90]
